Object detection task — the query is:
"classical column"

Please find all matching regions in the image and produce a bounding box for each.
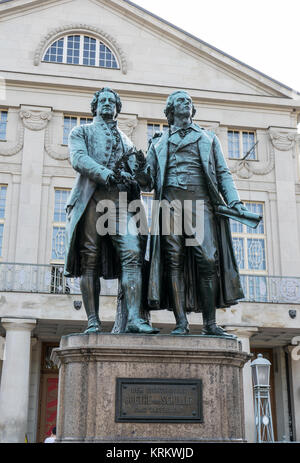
[0,318,36,443]
[224,325,259,443]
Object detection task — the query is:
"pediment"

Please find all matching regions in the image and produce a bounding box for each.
[0,0,298,99]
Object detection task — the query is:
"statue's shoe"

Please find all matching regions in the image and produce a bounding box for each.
[84,323,101,334]
[202,324,236,338]
[171,325,189,335]
[125,319,160,334]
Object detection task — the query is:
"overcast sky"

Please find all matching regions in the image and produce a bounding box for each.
[132,0,300,96]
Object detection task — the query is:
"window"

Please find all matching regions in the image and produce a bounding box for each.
[63,115,93,145]
[0,185,7,257]
[0,110,8,140]
[147,123,168,142]
[228,130,256,159]
[51,189,70,262]
[43,35,119,69]
[230,202,267,301]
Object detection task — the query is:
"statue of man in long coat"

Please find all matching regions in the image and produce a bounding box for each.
[64,87,158,335]
[137,90,255,336]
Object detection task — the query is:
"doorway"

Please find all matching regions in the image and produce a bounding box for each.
[37,342,59,443]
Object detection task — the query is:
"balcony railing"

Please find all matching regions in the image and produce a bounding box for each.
[0,262,117,296]
[0,263,300,304]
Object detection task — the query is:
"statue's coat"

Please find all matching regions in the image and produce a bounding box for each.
[142,126,244,311]
[64,118,137,278]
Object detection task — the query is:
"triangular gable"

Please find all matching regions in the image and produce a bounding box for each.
[0,0,298,99]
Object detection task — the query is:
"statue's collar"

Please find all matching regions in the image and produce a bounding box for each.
[170,122,200,135]
[93,116,118,128]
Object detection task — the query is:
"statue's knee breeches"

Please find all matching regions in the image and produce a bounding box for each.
[111,233,143,270]
[162,233,185,271]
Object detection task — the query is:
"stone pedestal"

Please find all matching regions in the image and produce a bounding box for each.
[51,333,250,443]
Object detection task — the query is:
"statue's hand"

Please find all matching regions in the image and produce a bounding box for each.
[108,173,118,185]
[120,171,135,187]
[233,202,248,216]
[135,149,146,167]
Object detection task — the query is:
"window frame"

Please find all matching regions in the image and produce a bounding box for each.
[147,122,169,142]
[227,129,257,160]
[230,201,267,275]
[42,34,120,70]
[62,114,93,145]
[0,109,8,141]
[51,188,71,264]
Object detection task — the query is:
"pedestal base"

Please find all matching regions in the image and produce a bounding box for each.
[51,333,250,443]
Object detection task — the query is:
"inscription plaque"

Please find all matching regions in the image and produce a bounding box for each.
[115,378,203,422]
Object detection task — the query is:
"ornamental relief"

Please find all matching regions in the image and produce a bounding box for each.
[0,122,24,157]
[44,126,69,161]
[229,143,275,179]
[117,116,138,140]
[19,110,52,131]
[269,128,299,157]
[229,128,298,179]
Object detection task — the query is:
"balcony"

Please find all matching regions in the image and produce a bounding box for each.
[0,263,300,304]
[0,262,117,296]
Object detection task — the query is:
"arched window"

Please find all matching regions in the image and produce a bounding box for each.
[43,34,119,69]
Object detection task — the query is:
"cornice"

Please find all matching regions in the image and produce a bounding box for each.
[33,23,128,74]
[2,70,300,111]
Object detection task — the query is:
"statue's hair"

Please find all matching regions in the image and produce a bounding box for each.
[164,90,196,125]
[90,87,122,117]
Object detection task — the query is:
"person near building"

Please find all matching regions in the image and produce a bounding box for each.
[44,426,56,443]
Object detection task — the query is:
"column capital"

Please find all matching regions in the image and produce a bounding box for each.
[1,318,36,332]
[224,325,259,339]
[19,105,52,131]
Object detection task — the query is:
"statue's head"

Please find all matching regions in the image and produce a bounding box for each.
[91,87,122,119]
[164,90,196,125]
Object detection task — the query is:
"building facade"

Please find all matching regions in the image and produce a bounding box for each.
[0,0,300,443]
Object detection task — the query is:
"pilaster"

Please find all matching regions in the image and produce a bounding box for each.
[14,106,51,263]
[224,325,259,443]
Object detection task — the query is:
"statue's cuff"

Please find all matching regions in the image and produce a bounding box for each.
[228,200,243,208]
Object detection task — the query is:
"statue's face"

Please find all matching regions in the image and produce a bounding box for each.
[172,92,193,121]
[96,91,117,120]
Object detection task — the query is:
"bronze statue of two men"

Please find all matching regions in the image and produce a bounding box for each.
[64,87,255,337]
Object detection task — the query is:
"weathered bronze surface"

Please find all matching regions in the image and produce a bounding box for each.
[115,378,203,422]
[64,87,158,335]
[136,90,262,336]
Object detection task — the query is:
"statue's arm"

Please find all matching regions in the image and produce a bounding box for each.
[68,126,113,186]
[213,135,242,207]
[134,143,157,191]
